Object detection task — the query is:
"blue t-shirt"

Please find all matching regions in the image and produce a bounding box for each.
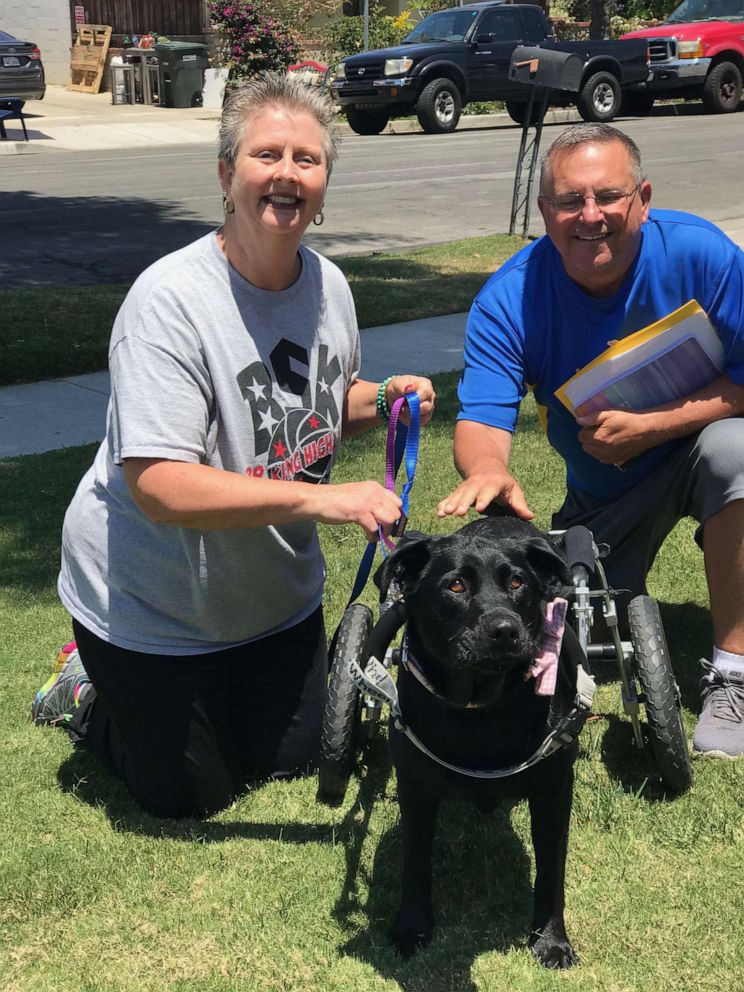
[458,209,744,500]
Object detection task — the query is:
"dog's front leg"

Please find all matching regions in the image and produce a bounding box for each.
[391,777,440,957]
[527,772,577,969]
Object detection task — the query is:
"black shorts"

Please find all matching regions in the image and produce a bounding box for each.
[552,419,744,603]
[70,608,328,819]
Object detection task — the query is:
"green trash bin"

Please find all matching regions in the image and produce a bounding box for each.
[155,41,208,108]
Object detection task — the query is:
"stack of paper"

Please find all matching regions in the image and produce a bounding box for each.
[555,300,724,415]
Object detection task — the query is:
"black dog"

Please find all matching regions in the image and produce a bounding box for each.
[374,515,583,969]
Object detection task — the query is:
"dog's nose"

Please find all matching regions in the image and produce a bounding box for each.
[485,617,519,644]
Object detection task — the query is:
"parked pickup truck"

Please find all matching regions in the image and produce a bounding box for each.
[330,1,650,134]
[621,0,744,114]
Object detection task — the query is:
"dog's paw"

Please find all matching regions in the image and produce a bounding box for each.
[390,911,432,958]
[529,929,578,969]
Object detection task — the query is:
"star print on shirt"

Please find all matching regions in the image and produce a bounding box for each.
[308,415,320,429]
[273,440,287,458]
[318,377,330,394]
[259,408,280,433]
[246,377,266,402]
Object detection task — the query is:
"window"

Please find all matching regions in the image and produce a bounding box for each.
[476,10,522,44]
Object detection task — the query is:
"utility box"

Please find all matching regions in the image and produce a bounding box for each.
[155,41,208,108]
[509,47,583,93]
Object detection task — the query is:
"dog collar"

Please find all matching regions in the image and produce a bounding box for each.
[399,633,490,710]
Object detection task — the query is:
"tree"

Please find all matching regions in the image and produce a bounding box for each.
[589,0,613,38]
[208,1,299,77]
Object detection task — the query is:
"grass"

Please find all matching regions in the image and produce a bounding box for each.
[2,371,743,992]
[0,234,525,387]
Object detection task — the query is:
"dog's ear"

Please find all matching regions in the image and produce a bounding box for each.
[374,534,432,601]
[526,536,573,599]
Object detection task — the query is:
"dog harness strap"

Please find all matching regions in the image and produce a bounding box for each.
[349,654,404,721]
[397,674,595,778]
[350,652,596,779]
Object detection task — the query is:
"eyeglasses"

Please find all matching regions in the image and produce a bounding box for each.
[542,185,641,214]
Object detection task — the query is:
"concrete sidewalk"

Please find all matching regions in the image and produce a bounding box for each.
[0,313,467,458]
[0,83,579,154]
[0,84,222,153]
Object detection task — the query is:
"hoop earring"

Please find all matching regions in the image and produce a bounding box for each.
[222,191,235,215]
[313,208,324,226]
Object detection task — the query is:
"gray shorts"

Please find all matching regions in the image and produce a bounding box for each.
[551,418,744,602]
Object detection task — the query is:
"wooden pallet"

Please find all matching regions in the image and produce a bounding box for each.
[69,24,112,94]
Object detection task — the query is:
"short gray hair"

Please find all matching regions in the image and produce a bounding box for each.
[218,71,340,172]
[539,123,646,193]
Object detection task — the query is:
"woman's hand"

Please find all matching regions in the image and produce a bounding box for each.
[310,481,404,542]
[385,375,436,426]
[343,375,435,438]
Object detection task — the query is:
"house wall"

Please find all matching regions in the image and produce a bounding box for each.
[2,0,72,84]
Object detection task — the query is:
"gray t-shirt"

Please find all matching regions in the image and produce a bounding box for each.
[58,233,361,654]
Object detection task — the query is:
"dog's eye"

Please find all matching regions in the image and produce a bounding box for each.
[448,578,466,594]
[509,576,524,590]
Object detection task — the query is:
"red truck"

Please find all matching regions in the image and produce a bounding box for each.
[621,0,744,114]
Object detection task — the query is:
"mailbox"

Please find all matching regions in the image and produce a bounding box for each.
[509,46,583,93]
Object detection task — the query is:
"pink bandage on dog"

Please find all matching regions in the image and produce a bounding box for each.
[528,597,568,696]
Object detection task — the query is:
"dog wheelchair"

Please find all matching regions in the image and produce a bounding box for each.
[317,520,692,804]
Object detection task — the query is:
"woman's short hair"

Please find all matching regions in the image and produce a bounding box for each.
[218,71,339,172]
[539,123,646,192]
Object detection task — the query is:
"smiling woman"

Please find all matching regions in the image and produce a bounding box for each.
[32,72,435,821]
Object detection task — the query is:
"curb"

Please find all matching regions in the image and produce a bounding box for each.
[334,106,582,137]
[0,140,29,154]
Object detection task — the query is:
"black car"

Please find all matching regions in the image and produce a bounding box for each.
[0,30,45,100]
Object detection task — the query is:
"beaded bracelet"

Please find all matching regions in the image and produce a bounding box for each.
[376,375,395,422]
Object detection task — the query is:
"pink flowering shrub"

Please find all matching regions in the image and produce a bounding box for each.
[208,1,298,77]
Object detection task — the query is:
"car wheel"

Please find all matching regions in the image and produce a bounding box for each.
[345,105,391,135]
[702,61,743,113]
[416,77,462,133]
[620,91,655,116]
[505,99,542,126]
[577,71,621,123]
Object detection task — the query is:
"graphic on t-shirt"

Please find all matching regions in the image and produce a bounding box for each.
[237,339,342,483]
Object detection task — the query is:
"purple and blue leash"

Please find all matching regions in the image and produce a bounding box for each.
[346,392,421,605]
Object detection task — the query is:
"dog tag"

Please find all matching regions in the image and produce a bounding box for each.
[392,511,408,538]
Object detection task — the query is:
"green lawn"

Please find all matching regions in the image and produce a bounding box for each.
[0,234,524,387]
[2,370,742,992]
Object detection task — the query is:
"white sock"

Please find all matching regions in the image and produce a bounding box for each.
[712,647,744,675]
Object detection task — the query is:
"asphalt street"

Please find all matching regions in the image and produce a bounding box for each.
[2,103,744,286]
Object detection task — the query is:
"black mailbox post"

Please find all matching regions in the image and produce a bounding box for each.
[507,46,583,237]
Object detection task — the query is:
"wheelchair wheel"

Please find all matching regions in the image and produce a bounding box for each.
[317,603,373,805]
[627,596,692,794]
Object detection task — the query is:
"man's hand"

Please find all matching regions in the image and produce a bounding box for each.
[576,408,655,465]
[436,470,534,520]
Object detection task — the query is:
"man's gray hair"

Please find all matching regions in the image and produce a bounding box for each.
[218,71,339,172]
[539,123,646,193]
